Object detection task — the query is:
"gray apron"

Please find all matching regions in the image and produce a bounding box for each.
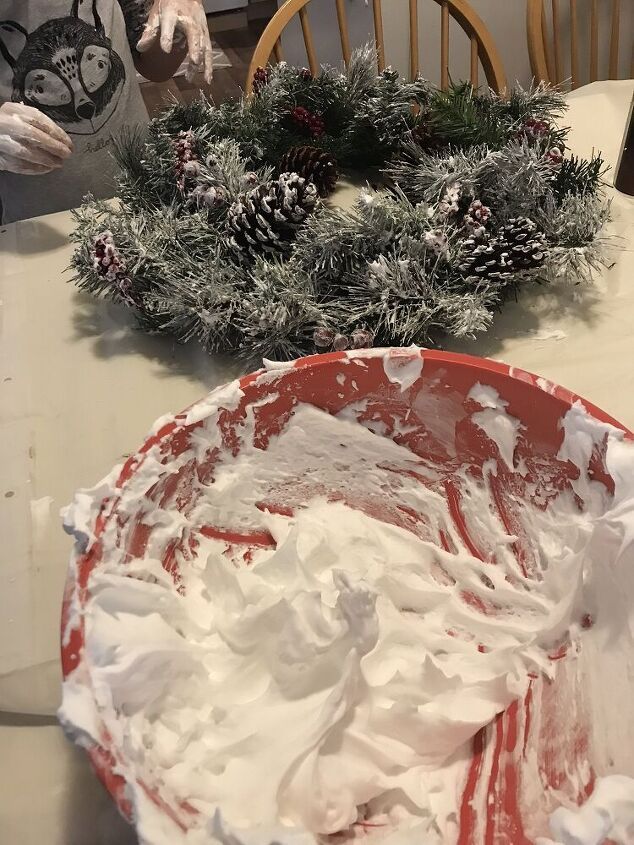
[0,0,149,223]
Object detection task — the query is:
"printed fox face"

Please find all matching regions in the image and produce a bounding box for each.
[0,1,126,135]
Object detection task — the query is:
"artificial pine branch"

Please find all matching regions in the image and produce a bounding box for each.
[234,258,336,362]
[427,83,507,148]
[70,199,223,313]
[386,144,503,204]
[143,247,246,351]
[551,153,607,201]
[345,43,382,105]
[499,82,567,123]
[538,193,611,282]
[342,255,493,346]
[293,205,380,284]
[346,69,431,164]
[151,95,215,136]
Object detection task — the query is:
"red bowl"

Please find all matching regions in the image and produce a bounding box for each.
[60,348,631,843]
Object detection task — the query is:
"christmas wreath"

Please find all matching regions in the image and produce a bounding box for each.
[71,46,610,362]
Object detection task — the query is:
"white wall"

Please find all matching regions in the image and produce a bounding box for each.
[278,0,633,89]
[278,0,376,72]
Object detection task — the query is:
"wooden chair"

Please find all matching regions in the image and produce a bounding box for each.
[246,0,507,96]
[527,0,634,89]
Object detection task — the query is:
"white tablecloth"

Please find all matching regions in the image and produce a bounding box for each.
[0,80,632,844]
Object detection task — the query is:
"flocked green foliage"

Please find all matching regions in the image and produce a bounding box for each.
[551,153,608,201]
[70,46,611,363]
[420,81,568,150]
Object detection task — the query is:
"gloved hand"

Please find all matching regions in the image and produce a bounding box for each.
[0,102,73,175]
[137,0,214,84]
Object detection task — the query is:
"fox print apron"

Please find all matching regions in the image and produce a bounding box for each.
[0,0,149,223]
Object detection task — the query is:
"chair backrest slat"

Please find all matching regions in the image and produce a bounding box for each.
[569,0,579,88]
[409,0,420,80]
[441,0,450,89]
[246,0,507,97]
[589,0,599,81]
[334,0,351,66]
[609,0,621,79]
[372,0,386,72]
[541,5,556,81]
[470,34,479,87]
[528,0,632,87]
[298,5,318,76]
[551,0,563,83]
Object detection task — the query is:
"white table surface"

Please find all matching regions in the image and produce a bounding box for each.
[0,80,632,844]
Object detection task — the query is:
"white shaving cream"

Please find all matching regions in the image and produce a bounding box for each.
[60,355,634,845]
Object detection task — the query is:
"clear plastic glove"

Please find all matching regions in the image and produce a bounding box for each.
[137,0,214,84]
[0,102,73,175]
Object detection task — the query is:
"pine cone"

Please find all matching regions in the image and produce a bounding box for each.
[227,173,318,259]
[459,217,547,283]
[278,146,338,197]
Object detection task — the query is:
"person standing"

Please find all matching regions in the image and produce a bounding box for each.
[0,0,213,223]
